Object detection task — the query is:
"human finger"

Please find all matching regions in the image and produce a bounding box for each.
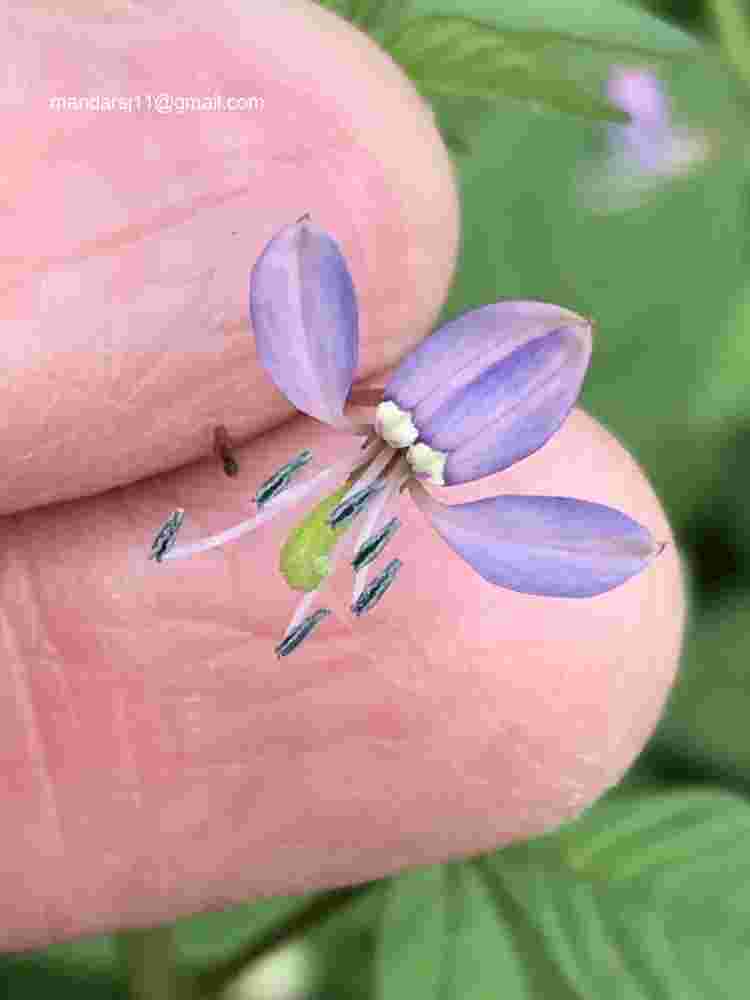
[1,0,458,515]
[0,402,683,950]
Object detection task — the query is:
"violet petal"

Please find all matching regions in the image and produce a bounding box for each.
[384,302,591,485]
[607,68,674,174]
[413,489,662,597]
[607,67,669,127]
[249,219,358,427]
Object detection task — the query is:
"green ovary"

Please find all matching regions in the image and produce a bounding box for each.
[280,483,352,592]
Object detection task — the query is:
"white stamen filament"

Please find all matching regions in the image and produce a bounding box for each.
[162,439,378,561]
[333,444,395,513]
[285,589,319,636]
[406,441,447,486]
[283,456,410,641]
[283,536,352,638]
[352,459,410,603]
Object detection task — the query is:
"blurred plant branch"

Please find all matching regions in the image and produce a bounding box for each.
[711,0,750,91]
[194,883,378,998]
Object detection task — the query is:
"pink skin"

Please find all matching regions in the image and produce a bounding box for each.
[2,0,456,514]
[0,0,684,951]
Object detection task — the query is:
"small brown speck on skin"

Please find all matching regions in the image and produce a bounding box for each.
[213,425,239,477]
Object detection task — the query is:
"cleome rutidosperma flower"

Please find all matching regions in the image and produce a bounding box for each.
[150,217,665,657]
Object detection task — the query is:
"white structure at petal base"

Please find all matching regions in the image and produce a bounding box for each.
[375,401,419,448]
[407,442,447,486]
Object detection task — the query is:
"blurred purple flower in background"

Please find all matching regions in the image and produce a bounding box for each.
[580,66,710,212]
[152,219,664,655]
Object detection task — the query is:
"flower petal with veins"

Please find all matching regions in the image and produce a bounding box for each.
[412,489,662,597]
[249,219,358,427]
[384,302,591,484]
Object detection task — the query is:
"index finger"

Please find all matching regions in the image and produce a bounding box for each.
[1,0,458,515]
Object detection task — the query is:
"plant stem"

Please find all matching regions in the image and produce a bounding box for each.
[711,0,750,93]
[195,883,378,999]
[117,924,181,1000]
[347,386,385,407]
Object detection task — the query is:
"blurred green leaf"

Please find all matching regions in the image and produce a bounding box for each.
[173,895,312,967]
[192,887,376,998]
[0,934,125,999]
[348,0,411,34]
[384,17,630,123]
[658,597,750,779]
[325,0,701,151]
[479,787,750,998]
[407,0,699,54]
[314,0,351,17]
[309,883,386,1000]
[377,788,750,999]
[424,94,496,155]
[314,0,409,36]
[692,283,750,426]
[541,787,750,883]
[376,866,448,998]
[396,0,701,151]
[375,863,529,999]
[28,934,120,975]
[19,895,314,992]
[319,0,698,56]
[0,955,126,1000]
[711,0,750,93]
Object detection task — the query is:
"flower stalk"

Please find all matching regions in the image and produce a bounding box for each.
[116,926,180,1000]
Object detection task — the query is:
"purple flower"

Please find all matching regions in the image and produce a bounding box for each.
[580,67,709,212]
[152,219,664,654]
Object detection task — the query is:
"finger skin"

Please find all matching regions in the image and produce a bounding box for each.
[0,406,684,951]
[0,0,458,515]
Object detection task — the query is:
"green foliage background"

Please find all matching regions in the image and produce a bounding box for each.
[6,0,750,997]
